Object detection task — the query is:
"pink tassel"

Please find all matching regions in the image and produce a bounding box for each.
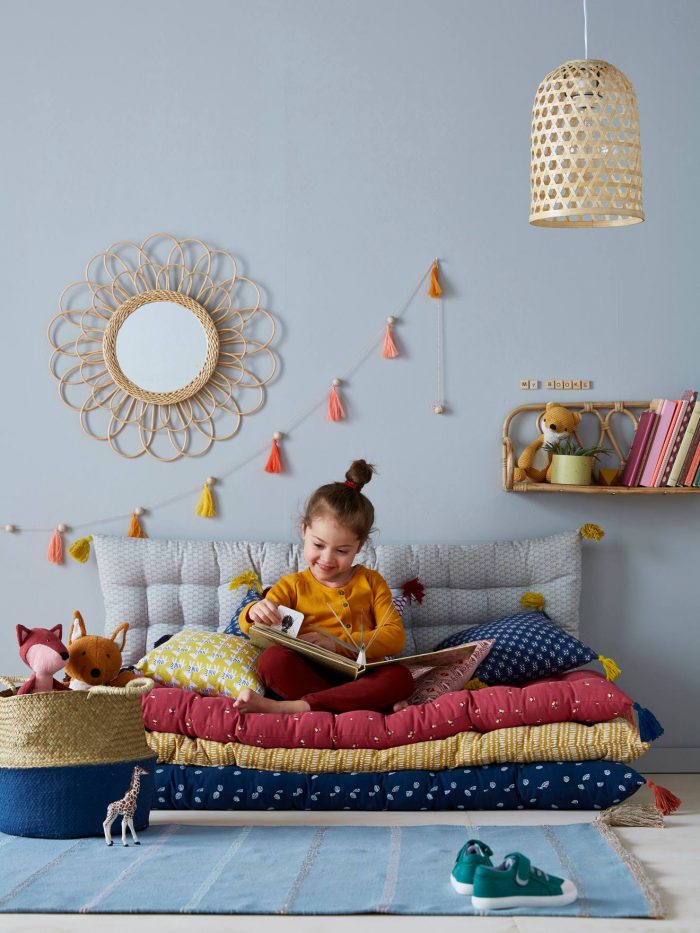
[327,381,345,422]
[264,434,283,473]
[382,318,399,359]
[47,528,64,565]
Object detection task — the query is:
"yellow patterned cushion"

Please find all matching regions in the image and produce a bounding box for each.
[135,629,263,698]
[146,717,646,770]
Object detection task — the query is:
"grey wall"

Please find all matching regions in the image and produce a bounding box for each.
[1,0,697,770]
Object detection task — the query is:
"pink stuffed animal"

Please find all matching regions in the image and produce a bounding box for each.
[16,625,70,695]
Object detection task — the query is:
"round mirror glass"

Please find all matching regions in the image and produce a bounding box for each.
[115,300,209,393]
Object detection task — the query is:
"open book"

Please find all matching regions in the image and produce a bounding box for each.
[248,623,485,680]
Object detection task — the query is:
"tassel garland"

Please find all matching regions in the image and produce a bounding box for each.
[634,702,665,742]
[47,526,66,565]
[327,380,345,422]
[580,523,605,541]
[264,433,283,473]
[127,510,147,538]
[646,779,681,815]
[382,316,399,359]
[428,259,442,298]
[68,535,93,564]
[520,591,545,612]
[598,654,621,681]
[195,479,216,518]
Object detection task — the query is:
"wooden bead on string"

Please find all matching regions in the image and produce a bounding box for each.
[433,404,445,415]
[4,524,17,533]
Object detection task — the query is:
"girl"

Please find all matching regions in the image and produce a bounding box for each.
[234,459,414,715]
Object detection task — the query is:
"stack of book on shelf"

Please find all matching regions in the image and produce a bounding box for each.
[620,390,700,488]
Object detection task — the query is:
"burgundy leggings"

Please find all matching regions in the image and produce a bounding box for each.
[257,645,415,713]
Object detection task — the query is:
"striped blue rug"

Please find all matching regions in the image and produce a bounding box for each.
[0,822,662,917]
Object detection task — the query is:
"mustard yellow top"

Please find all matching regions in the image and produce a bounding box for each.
[238,566,405,661]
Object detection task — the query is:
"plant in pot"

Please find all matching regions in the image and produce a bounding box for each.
[543,441,612,486]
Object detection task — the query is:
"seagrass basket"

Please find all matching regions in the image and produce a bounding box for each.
[0,676,156,838]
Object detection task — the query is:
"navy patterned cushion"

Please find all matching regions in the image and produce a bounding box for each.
[150,760,645,811]
[434,611,598,685]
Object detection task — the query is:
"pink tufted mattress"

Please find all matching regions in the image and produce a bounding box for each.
[141,670,634,750]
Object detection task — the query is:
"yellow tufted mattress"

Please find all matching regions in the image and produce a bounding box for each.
[146,716,647,772]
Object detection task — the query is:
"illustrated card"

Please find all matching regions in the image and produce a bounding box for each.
[271,605,304,638]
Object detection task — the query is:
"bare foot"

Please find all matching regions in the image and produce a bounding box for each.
[392,700,410,712]
[234,688,310,715]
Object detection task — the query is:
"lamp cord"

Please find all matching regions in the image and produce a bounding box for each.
[583,0,589,59]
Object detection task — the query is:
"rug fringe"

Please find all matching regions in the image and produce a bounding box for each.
[594,803,665,828]
[592,820,665,919]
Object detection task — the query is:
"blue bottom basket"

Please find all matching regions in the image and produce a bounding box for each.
[0,677,156,839]
[0,757,155,838]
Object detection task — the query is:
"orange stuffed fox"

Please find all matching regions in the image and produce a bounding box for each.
[64,610,136,690]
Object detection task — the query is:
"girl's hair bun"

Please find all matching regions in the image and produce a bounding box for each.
[345,459,376,492]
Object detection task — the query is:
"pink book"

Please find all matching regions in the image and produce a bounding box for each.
[620,411,659,487]
[639,400,679,487]
[653,399,687,486]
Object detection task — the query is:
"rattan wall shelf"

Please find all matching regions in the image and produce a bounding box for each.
[503,401,700,494]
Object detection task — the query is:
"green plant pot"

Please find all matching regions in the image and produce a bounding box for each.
[550,454,593,485]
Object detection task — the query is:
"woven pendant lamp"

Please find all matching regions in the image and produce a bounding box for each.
[529,5,643,227]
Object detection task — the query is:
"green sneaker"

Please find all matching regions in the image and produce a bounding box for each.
[450,839,494,895]
[471,852,577,910]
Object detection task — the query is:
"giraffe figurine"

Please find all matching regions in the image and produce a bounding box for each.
[103,765,149,846]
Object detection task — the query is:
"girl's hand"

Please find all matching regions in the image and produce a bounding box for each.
[248,598,280,627]
[299,632,336,652]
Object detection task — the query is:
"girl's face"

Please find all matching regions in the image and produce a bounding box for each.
[302,515,362,587]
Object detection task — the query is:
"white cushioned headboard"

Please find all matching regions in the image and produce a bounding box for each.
[93,531,582,665]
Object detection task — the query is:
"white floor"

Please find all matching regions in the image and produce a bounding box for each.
[3,774,699,933]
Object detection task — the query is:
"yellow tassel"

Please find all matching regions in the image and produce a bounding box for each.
[229,570,263,594]
[127,513,147,538]
[580,523,605,541]
[195,483,216,518]
[598,654,622,681]
[465,677,488,690]
[68,535,93,564]
[520,591,545,612]
[428,259,442,298]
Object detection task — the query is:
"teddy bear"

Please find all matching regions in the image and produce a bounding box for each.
[513,403,581,483]
[63,610,136,690]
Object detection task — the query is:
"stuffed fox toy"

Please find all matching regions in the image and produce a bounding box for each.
[64,610,136,690]
[513,403,581,483]
[16,625,70,694]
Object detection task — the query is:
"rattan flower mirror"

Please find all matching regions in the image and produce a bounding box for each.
[48,234,276,461]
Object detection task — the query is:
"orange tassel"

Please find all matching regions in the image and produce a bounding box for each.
[264,435,283,473]
[47,528,63,565]
[127,512,147,538]
[428,259,442,298]
[327,382,345,422]
[646,779,681,815]
[382,319,399,359]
